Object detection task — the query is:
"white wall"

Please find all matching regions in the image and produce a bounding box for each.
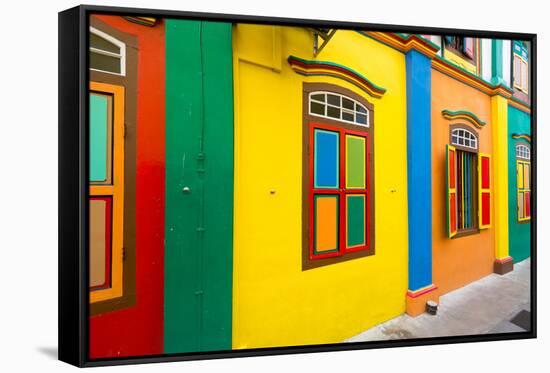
[481,38,493,82]
[430,35,443,56]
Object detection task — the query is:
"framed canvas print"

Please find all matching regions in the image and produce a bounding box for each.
[58,4,536,367]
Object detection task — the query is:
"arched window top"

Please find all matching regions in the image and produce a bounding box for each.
[90,27,126,76]
[516,144,531,160]
[309,91,370,127]
[451,127,478,150]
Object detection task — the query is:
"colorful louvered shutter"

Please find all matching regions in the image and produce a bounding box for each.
[446,145,458,238]
[524,162,531,218]
[479,153,491,229]
[521,59,529,92]
[463,37,474,59]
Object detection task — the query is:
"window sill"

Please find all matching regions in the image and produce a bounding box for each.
[452,228,480,239]
[303,246,374,270]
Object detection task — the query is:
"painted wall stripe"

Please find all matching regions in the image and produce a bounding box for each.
[164,19,234,353]
[406,50,433,291]
[508,106,531,262]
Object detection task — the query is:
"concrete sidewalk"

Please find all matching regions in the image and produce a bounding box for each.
[346,259,531,342]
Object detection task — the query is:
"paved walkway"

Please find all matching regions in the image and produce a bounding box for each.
[346,259,531,342]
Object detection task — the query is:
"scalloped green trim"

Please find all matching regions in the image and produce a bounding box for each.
[442,109,487,128]
[288,55,387,98]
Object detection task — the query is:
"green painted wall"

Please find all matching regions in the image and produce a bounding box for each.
[165,19,234,353]
[507,105,531,263]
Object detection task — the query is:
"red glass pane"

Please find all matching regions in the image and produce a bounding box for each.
[525,192,531,218]
[482,192,491,226]
[450,192,457,235]
[449,149,456,189]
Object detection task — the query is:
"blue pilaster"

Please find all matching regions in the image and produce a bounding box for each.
[406,50,433,292]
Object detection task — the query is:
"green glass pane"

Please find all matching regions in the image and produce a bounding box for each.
[90,94,108,182]
[347,195,365,247]
[346,135,365,188]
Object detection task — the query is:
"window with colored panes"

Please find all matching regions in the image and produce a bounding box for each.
[512,41,529,94]
[308,91,372,260]
[89,81,125,303]
[516,144,531,221]
[444,36,476,60]
[446,127,491,237]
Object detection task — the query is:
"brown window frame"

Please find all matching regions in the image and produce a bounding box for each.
[449,124,480,238]
[302,82,375,270]
[89,16,138,316]
[515,141,531,223]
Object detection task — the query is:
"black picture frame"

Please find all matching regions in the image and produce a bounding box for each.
[59,4,537,367]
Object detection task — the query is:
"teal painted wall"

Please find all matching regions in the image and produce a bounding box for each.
[164,19,234,353]
[507,105,531,263]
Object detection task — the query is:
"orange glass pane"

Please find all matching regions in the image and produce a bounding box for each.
[314,195,338,253]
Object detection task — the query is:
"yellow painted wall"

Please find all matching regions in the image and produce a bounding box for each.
[443,48,477,74]
[491,95,510,260]
[232,25,409,348]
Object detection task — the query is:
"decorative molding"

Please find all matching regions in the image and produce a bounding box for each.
[359,32,532,112]
[432,56,514,99]
[123,16,157,27]
[508,96,531,114]
[288,56,387,99]
[359,32,440,59]
[407,284,438,298]
[512,134,531,143]
[442,109,487,128]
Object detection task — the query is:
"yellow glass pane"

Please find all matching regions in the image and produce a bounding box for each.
[517,162,524,189]
[524,163,530,189]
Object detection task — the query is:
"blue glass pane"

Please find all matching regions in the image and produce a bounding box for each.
[314,129,339,188]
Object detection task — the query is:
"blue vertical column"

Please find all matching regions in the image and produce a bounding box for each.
[405,50,437,315]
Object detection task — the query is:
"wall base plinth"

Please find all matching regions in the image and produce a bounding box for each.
[494,257,514,275]
[406,284,439,317]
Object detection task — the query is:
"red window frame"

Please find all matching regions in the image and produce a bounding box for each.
[308,122,371,260]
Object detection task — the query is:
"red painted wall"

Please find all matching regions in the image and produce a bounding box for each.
[89,15,166,359]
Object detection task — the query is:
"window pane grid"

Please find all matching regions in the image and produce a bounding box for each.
[309,92,370,127]
[517,160,531,220]
[516,144,530,160]
[90,27,125,76]
[310,123,370,260]
[451,128,478,150]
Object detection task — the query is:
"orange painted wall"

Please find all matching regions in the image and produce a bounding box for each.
[431,70,495,295]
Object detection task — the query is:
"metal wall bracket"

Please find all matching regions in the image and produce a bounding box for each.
[310,28,337,56]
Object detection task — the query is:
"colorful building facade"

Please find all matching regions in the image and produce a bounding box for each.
[87,15,532,358]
